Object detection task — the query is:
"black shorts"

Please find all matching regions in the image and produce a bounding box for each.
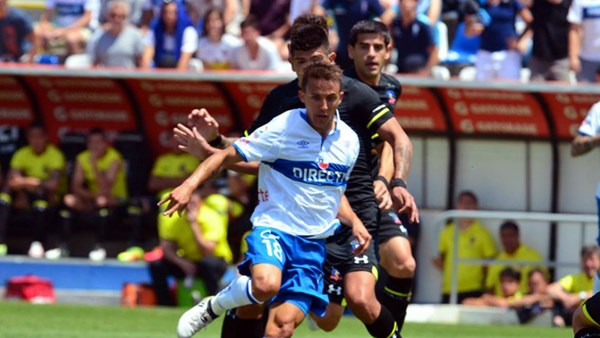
[322,228,378,305]
[584,292,600,326]
[377,209,409,244]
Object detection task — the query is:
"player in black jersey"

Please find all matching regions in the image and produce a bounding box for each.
[313,20,417,336]
[173,14,418,338]
[573,291,600,338]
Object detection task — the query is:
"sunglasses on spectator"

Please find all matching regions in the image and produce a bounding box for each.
[109,12,127,19]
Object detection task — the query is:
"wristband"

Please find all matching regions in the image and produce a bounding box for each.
[390,178,407,189]
[375,175,389,187]
[208,134,223,148]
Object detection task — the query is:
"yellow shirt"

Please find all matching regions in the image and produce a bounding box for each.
[158,194,233,263]
[486,244,545,296]
[10,145,65,181]
[559,272,593,293]
[151,152,200,197]
[438,220,498,294]
[77,147,127,199]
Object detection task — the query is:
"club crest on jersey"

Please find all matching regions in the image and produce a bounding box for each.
[386,89,397,105]
[318,158,329,170]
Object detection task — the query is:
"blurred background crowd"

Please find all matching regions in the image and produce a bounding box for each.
[1,0,599,82]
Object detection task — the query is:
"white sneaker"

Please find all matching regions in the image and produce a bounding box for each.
[45,247,68,260]
[28,241,45,259]
[177,296,217,338]
[89,247,106,261]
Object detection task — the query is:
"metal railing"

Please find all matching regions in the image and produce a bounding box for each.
[434,210,598,304]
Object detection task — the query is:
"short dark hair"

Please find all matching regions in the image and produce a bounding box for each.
[581,244,600,259]
[500,220,519,234]
[300,62,343,91]
[500,267,521,282]
[457,190,478,204]
[349,20,391,47]
[289,14,330,56]
[240,14,260,31]
[88,127,106,140]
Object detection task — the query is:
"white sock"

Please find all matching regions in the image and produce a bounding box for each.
[210,275,261,316]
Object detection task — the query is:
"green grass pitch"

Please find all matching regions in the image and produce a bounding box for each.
[0,300,572,338]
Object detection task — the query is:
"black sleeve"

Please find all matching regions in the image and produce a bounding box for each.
[351,80,394,134]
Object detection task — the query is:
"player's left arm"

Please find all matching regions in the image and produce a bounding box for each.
[159,146,243,216]
[337,195,371,255]
[374,140,393,210]
[376,118,419,223]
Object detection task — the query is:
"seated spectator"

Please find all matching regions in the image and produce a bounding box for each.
[87,0,144,68]
[463,267,524,307]
[319,0,395,70]
[468,0,532,81]
[568,0,600,83]
[195,7,241,70]
[515,268,554,324]
[0,124,65,258]
[183,0,238,35]
[548,244,600,327]
[244,0,291,61]
[390,0,438,76]
[432,190,498,304]
[0,0,38,62]
[97,0,145,26]
[230,15,282,71]
[46,128,128,261]
[149,188,232,306]
[141,0,198,70]
[486,220,545,297]
[35,0,97,59]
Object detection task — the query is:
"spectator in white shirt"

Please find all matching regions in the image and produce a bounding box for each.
[230,14,282,71]
[196,7,241,69]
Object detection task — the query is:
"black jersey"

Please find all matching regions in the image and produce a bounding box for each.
[344,67,403,176]
[245,76,394,229]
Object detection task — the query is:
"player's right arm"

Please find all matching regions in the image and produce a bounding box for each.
[159,146,244,216]
[337,195,371,255]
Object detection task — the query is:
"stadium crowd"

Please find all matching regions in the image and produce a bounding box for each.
[2,1,600,337]
[0,0,599,82]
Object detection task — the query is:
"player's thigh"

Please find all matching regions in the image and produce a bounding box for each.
[265,302,305,338]
[379,236,415,278]
[344,270,377,303]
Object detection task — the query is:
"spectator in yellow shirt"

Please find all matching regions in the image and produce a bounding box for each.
[46,128,127,261]
[433,190,498,303]
[149,188,232,306]
[548,244,600,327]
[0,124,65,258]
[486,220,545,297]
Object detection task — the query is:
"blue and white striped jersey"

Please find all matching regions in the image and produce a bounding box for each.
[233,108,360,239]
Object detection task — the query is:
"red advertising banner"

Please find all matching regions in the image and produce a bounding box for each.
[125,79,236,156]
[21,76,137,143]
[395,85,447,133]
[221,81,282,130]
[0,75,35,126]
[439,88,549,138]
[540,92,600,141]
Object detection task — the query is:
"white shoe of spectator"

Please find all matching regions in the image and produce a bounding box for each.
[89,247,106,261]
[45,247,68,260]
[28,241,45,258]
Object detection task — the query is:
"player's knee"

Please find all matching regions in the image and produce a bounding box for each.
[345,288,378,318]
[265,315,295,338]
[384,255,416,276]
[251,275,280,301]
[317,316,341,332]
